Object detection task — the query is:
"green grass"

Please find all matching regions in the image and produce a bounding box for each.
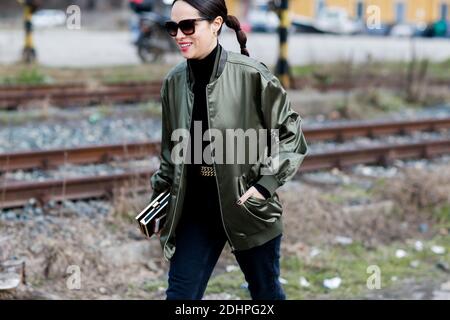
[0,63,172,86]
[332,88,422,119]
[200,236,450,300]
[2,59,448,87]
[291,59,450,90]
[434,205,450,230]
[341,184,373,198]
[136,101,163,117]
[137,235,449,299]
[363,90,414,112]
[0,109,51,126]
[423,58,450,80]
[83,101,163,121]
[291,59,450,83]
[1,66,50,85]
[319,184,372,205]
[0,100,163,126]
[320,194,347,204]
[204,271,250,299]
[290,64,318,77]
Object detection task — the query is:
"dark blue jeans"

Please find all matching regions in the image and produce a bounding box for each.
[165,212,286,300]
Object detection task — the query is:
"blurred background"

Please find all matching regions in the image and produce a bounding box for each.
[0,0,449,300]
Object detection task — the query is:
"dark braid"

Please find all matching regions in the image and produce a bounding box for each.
[172,0,250,57]
[225,15,249,57]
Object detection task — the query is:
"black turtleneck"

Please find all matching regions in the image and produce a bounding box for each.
[183,42,221,221]
[188,43,218,86]
[186,42,218,177]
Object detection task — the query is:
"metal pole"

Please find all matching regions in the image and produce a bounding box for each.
[275,0,291,89]
[17,0,37,63]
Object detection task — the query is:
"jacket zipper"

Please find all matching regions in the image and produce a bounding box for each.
[162,95,192,261]
[162,162,185,262]
[205,85,236,252]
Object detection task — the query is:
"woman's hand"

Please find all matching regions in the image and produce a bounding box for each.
[237,186,266,205]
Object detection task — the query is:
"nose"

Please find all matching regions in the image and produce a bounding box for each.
[175,28,184,41]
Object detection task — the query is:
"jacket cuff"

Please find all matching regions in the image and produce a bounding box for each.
[253,183,271,200]
[255,175,281,197]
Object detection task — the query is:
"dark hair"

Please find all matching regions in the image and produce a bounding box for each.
[172,0,249,57]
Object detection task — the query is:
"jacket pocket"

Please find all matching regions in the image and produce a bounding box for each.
[237,175,282,223]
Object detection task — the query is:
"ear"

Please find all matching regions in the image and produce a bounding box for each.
[211,16,223,33]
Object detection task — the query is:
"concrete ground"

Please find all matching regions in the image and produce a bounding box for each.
[1,29,450,67]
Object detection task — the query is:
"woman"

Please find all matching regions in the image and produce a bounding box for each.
[150,0,308,300]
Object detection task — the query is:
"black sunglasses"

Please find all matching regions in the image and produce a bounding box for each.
[164,18,210,37]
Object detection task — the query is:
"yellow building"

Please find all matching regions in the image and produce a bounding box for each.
[288,0,449,24]
[227,0,450,24]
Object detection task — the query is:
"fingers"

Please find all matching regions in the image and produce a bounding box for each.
[236,188,252,205]
[237,187,264,205]
[251,190,265,200]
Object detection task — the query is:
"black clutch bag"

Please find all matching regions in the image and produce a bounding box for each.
[135,190,170,238]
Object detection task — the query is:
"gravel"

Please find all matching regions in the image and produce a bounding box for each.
[1,103,449,221]
[0,103,449,153]
[0,199,112,222]
[2,159,159,182]
[310,131,450,153]
[0,107,162,153]
[302,155,450,186]
[302,104,450,127]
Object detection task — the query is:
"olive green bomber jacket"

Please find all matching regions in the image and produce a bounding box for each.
[150,43,308,261]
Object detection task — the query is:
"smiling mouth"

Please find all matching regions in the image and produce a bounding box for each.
[179,43,192,48]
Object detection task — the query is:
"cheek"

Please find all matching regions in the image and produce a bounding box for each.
[192,39,204,52]
[195,28,211,46]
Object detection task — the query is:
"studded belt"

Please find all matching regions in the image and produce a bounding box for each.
[200,165,216,177]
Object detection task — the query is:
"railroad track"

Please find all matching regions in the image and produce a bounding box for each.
[0,82,162,109]
[1,138,449,209]
[0,142,160,172]
[2,76,448,109]
[1,116,450,209]
[1,117,449,172]
[303,117,450,142]
[291,76,450,92]
[0,81,162,94]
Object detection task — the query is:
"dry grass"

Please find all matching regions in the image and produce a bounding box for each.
[0,63,172,86]
[1,162,449,299]
[281,163,450,254]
